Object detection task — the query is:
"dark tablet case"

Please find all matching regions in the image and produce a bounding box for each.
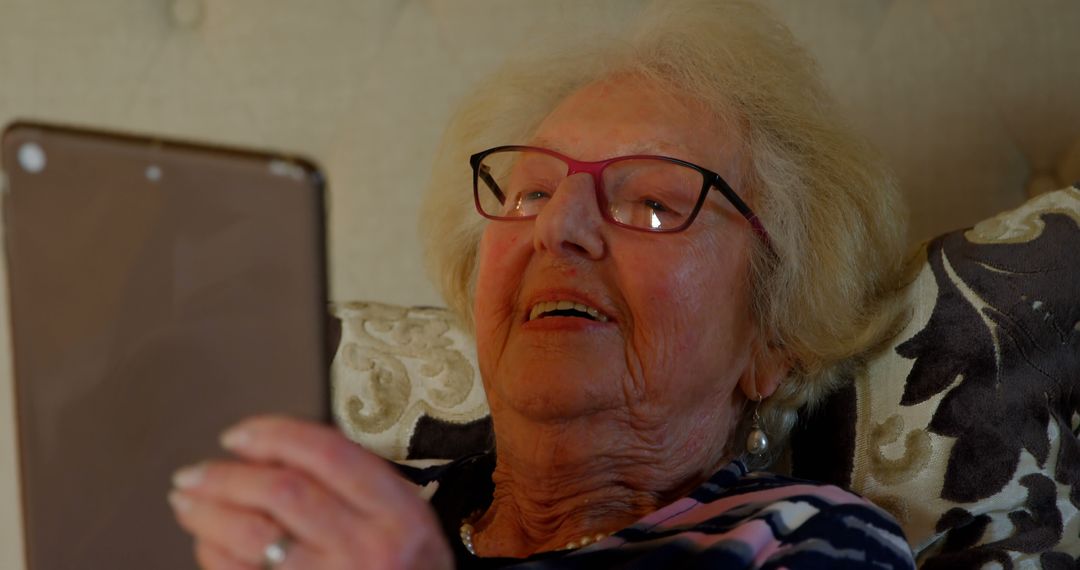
[1,122,330,570]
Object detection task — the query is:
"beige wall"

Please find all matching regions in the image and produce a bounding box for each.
[2,1,1080,567]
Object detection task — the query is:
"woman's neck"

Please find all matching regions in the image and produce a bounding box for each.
[469,409,734,557]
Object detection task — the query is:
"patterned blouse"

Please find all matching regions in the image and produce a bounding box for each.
[399,452,916,569]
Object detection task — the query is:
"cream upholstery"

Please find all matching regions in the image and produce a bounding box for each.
[1,1,1079,567]
[331,302,487,459]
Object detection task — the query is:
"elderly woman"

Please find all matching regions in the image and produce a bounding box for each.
[169,1,914,568]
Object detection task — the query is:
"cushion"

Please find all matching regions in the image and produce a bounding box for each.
[329,302,490,461]
[791,186,1080,568]
[330,185,1080,566]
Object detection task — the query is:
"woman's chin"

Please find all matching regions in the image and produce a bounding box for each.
[488,361,625,423]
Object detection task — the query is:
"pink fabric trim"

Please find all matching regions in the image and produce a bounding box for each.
[645,483,869,530]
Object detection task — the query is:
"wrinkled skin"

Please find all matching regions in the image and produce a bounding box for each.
[470,75,785,556]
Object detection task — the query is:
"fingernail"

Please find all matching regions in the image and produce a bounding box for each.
[220,427,251,450]
[173,464,205,489]
[168,490,192,512]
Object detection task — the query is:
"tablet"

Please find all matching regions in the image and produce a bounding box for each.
[1,121,331,570]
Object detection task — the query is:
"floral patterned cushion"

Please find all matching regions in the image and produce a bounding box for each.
[330,302,490,461]
[330,185,1080,566]
[791,186,1080,567]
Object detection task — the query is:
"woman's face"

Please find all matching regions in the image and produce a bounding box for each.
[474,75,762,442]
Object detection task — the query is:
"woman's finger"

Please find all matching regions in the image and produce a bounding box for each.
[193,538,256,570]
[172,460,357,547]
[170,489,284,566]
[219,415,416,513]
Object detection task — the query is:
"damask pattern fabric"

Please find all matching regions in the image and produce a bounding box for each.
[400,453,915,569]
[330,302,490,460]
[793,187,1080,568]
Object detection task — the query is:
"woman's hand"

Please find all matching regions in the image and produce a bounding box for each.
[168,416,454,570]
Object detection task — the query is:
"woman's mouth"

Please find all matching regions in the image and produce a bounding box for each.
[528,300,610,322]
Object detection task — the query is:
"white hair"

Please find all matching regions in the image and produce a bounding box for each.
[421,0,908,466]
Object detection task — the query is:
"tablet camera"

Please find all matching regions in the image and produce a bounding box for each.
[17,142,46,174]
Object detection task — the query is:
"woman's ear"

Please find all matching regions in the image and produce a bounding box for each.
[738,337,790,401]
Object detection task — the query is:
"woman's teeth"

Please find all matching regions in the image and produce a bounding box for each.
[528,300,609,322]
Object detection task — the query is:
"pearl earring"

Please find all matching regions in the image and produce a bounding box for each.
[746,398,769,456]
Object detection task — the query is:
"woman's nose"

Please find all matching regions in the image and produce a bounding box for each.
[531,173,606,259]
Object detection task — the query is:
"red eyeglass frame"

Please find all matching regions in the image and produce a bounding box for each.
[470,145,771,248]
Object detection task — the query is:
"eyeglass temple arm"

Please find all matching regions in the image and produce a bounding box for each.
[711,176,773,252]
[477,164,506,204]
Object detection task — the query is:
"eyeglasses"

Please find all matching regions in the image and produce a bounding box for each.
[470,145,769,241]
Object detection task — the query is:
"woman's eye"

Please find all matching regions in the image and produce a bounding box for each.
[643,198,670,213]
[522,190,550,202]
[615,194,690,230]
[640,197,684,218]
[508,190,551,215]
